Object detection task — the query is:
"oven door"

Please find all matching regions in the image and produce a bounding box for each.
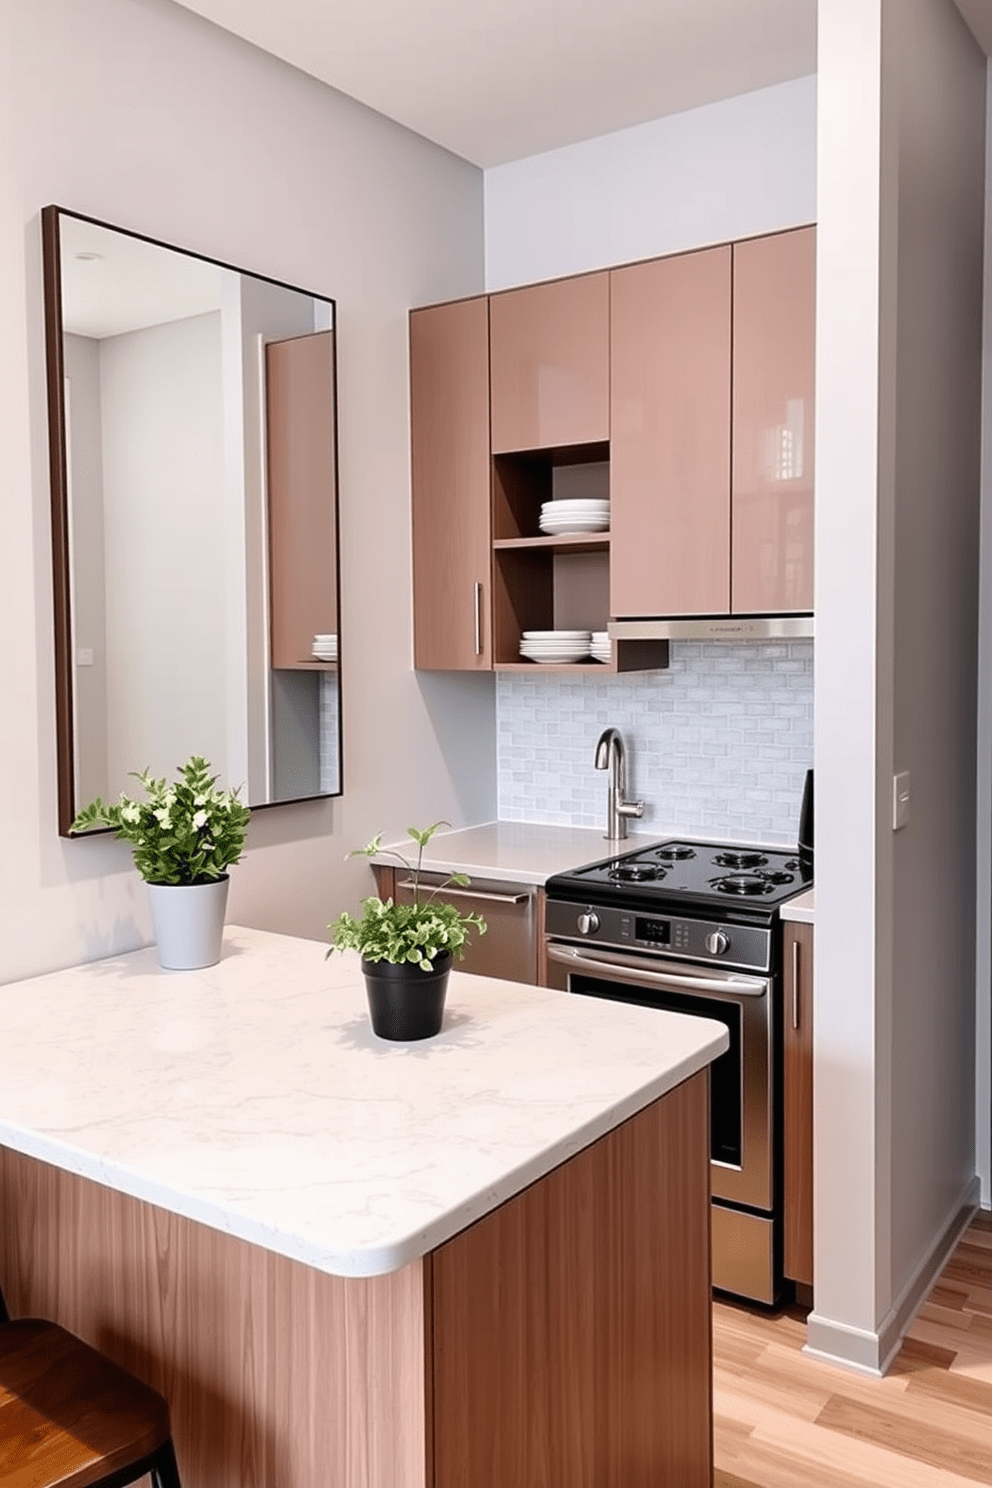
[545,941,774,1213]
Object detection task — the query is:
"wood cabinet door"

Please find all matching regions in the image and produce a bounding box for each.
[610,247,732,617]
[783,920,814,1286]
[489,272,609,453]
[267,330,339,670]
[732,227,816,614]
[410,297,492,669]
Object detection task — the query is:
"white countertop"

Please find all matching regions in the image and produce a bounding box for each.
[370,820,661,886]
[0,926,727,1279]
[781,887,815,924]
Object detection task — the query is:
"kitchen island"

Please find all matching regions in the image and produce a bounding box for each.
[0,926,727,1488]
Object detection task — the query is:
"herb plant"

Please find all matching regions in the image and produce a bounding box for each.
[327,821,486,971]
[70,755,250,886]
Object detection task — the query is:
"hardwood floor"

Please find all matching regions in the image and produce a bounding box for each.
[713,1212,992,1487]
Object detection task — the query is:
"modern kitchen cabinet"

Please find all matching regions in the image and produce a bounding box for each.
[409,227,813,672]
[489,271,610,453]
[373,863,543,984]
[410,296,492,669]
[732,227,816,614]
[783,920,814,1287]
[267,330,339,670]
[610,246,733,618]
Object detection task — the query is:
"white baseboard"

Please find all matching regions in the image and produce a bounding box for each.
[803,1173,981,1376]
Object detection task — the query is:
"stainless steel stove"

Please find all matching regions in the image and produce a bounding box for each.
[544,838,813,1305]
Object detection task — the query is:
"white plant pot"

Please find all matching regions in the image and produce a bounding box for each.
[146,876,230,970]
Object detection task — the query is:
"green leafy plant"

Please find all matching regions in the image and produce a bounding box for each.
[327,821,487,971]
[70,755,250,886]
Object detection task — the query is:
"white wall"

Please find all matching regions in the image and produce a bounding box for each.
[809,0,985,1374]
[484,75,817,291]
[100,311,228,794]
[0,0,493,980]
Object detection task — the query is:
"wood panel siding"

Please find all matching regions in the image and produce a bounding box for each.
[489,273,610,453]
[0,1147,427,1488]
[266,330,339,670]
[410,297,492,669]
[731,228,815,615]
[429,1070,713,1488]
[611,247,733,618]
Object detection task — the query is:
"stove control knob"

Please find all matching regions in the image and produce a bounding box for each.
[705,930,730,956]
[577,912,600,936]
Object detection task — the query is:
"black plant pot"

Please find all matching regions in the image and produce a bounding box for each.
[361,951,452,1041]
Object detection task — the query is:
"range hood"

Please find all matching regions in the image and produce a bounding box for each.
[609,614,814,642]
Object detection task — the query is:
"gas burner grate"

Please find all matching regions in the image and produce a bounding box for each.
[714,850,768,870]
[608,862,665,883]
[655,844,696,861]
[713,873,774,896]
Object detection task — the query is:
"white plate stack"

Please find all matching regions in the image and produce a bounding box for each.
[539,498,610,536]
[590,630,611,664]
[311,633,338,662]
[519,629,592,664]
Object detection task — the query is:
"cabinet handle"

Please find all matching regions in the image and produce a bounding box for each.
[474,581,483,656]
[792,939,800,1030]
[396,879,529,906]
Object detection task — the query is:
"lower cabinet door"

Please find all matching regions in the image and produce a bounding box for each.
[783,921,814,1286]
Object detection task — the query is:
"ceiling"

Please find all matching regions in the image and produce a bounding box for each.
[173,0,818,168]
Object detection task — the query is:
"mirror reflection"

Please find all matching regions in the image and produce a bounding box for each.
[44,208,341,834]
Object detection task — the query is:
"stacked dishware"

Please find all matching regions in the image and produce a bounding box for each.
[311,633,338,662]
[539,498,610,536]
[519,629,592,664]
[590,630,611,663]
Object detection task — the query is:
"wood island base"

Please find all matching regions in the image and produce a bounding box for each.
[0,1070,711,1488]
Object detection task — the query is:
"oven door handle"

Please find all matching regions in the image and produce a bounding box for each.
[546,943,769,997]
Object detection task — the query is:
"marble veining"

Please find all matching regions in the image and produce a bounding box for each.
[0,927,726,1277]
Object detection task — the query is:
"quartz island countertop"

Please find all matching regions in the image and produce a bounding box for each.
[0,926,727,1279]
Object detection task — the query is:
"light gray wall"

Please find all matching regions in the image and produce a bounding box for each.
[99,310,228,795]
[0,0,491,980]
[484,74,817,291]
[63,333,109,806]
[978,62,992,1208]
[810,0,985,1374]
[887,0,985,1304]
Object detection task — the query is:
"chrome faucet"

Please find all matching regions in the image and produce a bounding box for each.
[594,727,644,841]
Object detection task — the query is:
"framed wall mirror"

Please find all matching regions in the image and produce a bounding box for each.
[42,207,342,836]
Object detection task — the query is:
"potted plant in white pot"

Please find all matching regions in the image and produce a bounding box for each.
[71,755,251,970]
[327,822,486,1041]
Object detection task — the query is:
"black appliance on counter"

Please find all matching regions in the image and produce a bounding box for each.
[544,838,813,1306]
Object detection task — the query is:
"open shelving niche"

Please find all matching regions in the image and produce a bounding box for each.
[491,443,669,674]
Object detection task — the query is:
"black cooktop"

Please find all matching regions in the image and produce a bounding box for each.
[546,838,813,916]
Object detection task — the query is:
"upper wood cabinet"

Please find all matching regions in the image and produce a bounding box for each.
[489,272,610,453]
[732,227,816,614]
[610,247,733,618]
[410,297,492,670]
[783,919,814,1288]
[267,330,339,670]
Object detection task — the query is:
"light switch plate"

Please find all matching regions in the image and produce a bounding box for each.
[76,647,94,667]
[893,771,911,830]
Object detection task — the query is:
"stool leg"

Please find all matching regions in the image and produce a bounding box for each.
[149,1439,183,1488]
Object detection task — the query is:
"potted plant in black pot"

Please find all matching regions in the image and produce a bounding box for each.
[327,822,486,1041]
[71,755,251,970]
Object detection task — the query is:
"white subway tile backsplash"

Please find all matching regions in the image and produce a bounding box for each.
[496,641,813,847]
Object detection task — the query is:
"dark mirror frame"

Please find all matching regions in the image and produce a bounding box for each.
[42,206,343,836]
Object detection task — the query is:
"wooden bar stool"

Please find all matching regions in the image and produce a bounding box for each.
[0,1284,183,1488]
